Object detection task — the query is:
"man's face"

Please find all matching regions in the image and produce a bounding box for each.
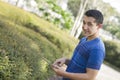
[82,16,100,38]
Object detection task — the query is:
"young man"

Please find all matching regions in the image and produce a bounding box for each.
[52,9,105,80]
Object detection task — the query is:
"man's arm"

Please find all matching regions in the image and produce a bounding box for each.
[52,65,98,80]
[64,68,98,80]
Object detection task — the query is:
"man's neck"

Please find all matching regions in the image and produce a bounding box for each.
[87,31,99,41]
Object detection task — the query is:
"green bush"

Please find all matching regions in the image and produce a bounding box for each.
[0,1,78,80]
[104,40,120,69]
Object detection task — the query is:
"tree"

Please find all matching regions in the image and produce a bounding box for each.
[70,0,88,38]
[35,0,74,29]
[16,0,20,6]
[68,0,81,17]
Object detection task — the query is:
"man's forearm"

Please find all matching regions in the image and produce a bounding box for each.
[62,71,90,80]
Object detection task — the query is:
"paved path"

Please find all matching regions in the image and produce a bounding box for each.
[96,64,120,80]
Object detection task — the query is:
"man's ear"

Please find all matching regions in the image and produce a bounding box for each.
[97,24,103,28]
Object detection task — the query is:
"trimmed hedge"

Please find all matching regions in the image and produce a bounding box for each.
[0,1,78,80]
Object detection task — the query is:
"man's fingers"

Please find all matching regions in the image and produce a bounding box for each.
[52,64,60,69]
[53,60,60,65]
[53,61,62,67]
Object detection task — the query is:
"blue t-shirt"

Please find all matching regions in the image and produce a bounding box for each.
[63,37,105,80]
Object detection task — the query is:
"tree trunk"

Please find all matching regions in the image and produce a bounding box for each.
[16,0,20,6]
[70,0,88,39]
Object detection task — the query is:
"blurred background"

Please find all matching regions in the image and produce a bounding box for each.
[0,0,120,80]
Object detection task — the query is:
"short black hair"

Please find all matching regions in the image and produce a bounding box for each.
[85,9,104,24]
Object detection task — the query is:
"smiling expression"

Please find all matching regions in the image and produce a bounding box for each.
[82,15,101,40]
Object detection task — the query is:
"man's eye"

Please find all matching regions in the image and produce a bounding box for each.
[87,23,92,26]
[83,21,86,24]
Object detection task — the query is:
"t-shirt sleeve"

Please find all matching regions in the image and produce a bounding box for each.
[87,49,105,70]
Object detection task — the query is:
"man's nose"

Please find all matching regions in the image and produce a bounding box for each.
[83,24,88,29]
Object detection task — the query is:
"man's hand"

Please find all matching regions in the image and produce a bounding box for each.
[52,64,66,76]
[52,57,70,77]
[52,57,68,67]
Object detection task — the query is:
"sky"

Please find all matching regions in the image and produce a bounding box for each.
[102,0,120,13]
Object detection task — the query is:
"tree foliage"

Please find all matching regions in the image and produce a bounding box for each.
[35,0,74,29]
[68,0,81,17]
